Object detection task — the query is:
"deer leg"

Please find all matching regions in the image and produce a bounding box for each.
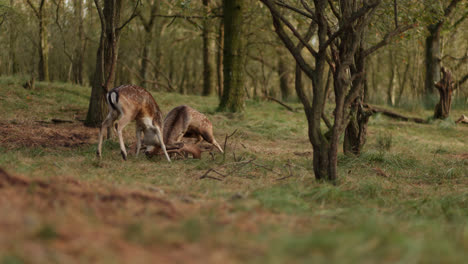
[135,127,142,156]
[97,113,115,158]
[154,125,171,162]
[116,115,132,161]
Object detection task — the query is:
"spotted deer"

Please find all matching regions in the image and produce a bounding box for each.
[96,84,171,162]
[163,105,224,155]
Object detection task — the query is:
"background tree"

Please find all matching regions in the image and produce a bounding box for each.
[25,0,49,81]
[218,0,246,112]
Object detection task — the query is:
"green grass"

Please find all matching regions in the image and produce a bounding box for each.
[0,76,467,263]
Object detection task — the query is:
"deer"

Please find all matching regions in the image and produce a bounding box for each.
[96,84,171,162]
[148,105,223,159]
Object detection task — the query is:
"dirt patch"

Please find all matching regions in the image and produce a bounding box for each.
[0,168,235,264]
[450,153,468,160]
[0,121,97,149]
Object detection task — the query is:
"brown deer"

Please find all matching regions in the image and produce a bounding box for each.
[96,84,171,162]
[163,105,224,154]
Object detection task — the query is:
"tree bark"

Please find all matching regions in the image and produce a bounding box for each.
[344,43,372,156]
[8,0,18,75]
[424,25,441,95]
[387,50,395,106]
[138,0,159,87]
[217,18,224,99]
[202,0,216,96]
[278,53,292,100]
[218,0,245,112]
[26,0,49,81]
[434,67,455,119]
[73,0,86,85]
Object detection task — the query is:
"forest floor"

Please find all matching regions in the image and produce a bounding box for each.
[0,76,467,264]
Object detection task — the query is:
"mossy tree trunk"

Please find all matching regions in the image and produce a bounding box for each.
[218,0,245,112]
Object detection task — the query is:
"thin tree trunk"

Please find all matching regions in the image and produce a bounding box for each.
[218,0,245,112]
[202,0,216,96]
[387,50,395,106]
[73,0,85,85]
[217,18,224,99]
[37,2,49,82]
[8,0,18,75]
[278,54,292,100]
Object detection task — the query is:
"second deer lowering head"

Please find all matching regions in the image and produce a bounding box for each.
[163,105,224,156]
[96,84,171,162]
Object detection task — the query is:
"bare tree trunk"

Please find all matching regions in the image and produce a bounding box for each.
[218,0,246,112]
[73,0,85,85]
[26,0,49,81]
[387,50,395,106]
[8,0,18,75]
[202,0,216,96]
[217,18,224,99]
[138,0,159,87]
[278,53,292,100]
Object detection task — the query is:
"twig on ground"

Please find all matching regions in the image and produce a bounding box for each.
[267,96,297,112]
[222,129,238,162]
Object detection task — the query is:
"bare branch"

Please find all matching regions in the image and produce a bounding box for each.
[321,0,381,49]
[274,0,316,21]
[363,24,415,57]
[117,0,141,32]
[93,0,105,30]
[25,0,40,17]
[328,0,340,19]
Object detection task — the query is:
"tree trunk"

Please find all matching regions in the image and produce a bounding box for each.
[202,0,216,96]
[424,25,441,95]
[140,31,153,86]
[344,44,371,156]
[434,67,455,119]
[85,0,123,127]
[387,50,395,106]
[217,18,224,99]
[38,9,49,81]
[73,0,85,85]
[138,0,159,87]
[218,0,245,112]
[8,0,18,75]
[278,54,292,100]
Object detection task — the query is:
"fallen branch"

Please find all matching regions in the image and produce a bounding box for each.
[363,104,428,124]
[267,96,297,112]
